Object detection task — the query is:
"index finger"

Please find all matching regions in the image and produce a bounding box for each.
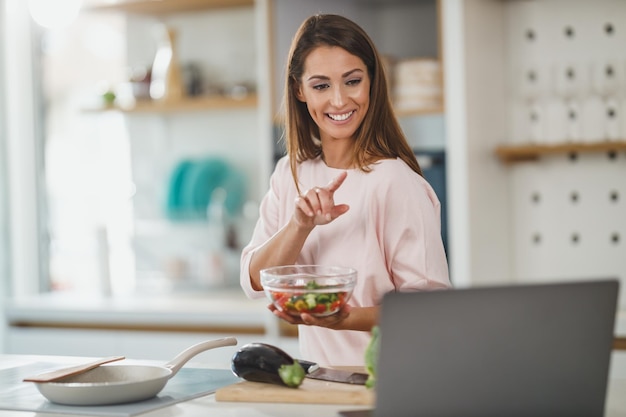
[326,171,348,193]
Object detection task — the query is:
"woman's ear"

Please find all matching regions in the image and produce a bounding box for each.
[294,83,306,102]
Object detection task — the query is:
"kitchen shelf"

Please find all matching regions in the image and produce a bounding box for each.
[85,94,257,114]
[395,106,444,118]
[84,0,254,15]
[495,140,626,164]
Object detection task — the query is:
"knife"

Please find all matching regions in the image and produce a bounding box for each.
[298,360,368,385]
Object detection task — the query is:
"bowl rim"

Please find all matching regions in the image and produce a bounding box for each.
[260,264,357,277]
[260,265,357,290]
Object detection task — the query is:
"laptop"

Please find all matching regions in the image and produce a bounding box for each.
[342,279,619,417]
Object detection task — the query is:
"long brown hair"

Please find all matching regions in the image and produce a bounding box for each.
[283,14,422,191]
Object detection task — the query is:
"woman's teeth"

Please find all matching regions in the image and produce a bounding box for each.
[328,111,354,121]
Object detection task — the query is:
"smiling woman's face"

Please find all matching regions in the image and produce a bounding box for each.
[296,46,370,143]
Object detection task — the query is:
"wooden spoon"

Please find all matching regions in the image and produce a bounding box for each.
[23,356,126,383]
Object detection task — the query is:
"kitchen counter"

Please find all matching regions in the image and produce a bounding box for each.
[3,289,300,362]
[1,354,625,417]
[4,288,272,333]
[0,354,373,417]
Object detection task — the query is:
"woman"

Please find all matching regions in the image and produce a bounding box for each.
[240,14,450,366]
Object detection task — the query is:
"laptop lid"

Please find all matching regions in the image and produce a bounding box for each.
[372,279,619,417]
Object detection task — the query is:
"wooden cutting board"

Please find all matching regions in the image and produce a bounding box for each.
[215,379,375,405]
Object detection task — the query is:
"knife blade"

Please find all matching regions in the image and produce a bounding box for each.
[298,360,368,385]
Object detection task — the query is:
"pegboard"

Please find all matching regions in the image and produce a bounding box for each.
[506,0,626,144]
[503,0,626,309]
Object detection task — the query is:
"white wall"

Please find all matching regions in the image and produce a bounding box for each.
[461,0,511,285]
[443,0,512,286]
[0,0,7,352]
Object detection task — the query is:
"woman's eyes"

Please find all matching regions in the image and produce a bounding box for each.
[311,78,362,91]
[312,83,330,91]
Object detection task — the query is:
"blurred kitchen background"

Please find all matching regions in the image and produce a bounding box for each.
[0,0,625,374]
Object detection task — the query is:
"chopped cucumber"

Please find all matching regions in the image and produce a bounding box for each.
[304,293,317,309]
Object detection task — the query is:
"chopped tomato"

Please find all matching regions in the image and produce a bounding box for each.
[312,304,327,314]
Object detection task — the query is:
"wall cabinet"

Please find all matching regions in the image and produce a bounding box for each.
[85,0,259,114]
[85,1,259,114]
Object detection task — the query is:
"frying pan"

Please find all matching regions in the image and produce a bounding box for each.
[32,336,237,406]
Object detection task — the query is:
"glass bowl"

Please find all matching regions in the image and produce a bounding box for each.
[260,265,357,317]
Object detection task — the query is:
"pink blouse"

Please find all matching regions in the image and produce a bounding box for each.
[240,156,451,366]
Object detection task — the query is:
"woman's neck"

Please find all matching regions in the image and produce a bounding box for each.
[320,138,355,169]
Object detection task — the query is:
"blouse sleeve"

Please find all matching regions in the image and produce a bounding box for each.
[239,157,290,299]
[381,169,451,291]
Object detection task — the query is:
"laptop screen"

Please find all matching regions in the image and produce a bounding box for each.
[368,279,618,417]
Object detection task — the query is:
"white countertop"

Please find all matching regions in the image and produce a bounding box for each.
[0,354,372,417]
[0,390,372,417]
[1,354,625,417]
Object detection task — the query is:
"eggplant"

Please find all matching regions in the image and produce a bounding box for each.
[231,342,305,388]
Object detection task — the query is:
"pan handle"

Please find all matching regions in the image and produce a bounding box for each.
[164,336,238,376]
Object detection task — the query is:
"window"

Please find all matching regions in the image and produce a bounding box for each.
[1,1,9,298]
[4,2,135,296]
[39,12,135,295]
